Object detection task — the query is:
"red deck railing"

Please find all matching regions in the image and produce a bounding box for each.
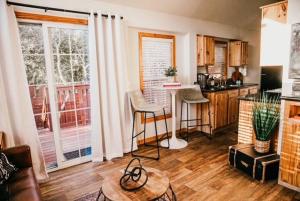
[29,84,91,131]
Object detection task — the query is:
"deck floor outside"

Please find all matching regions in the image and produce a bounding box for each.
[38,125,91,169]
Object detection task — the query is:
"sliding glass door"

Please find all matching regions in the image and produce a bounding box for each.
[19,22,91,170]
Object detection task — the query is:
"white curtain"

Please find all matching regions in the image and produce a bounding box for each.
[89,11,135,161]
[0,2,48,180]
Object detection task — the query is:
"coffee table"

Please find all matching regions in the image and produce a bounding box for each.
[97,167,176,201]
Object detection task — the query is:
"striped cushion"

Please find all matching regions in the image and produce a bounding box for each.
[0,152,17,184]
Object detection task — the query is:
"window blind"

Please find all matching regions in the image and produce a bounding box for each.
[141,37,173,116]
[207,43,226,77]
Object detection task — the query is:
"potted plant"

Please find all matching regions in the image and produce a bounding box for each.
[252,94,280,153]
[164,66,177,83]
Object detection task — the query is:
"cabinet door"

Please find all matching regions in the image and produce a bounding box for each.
[197,35,204,66]
[215,92,228,129]
[239,88,249,97]
[229,41,248,66]
[228,90,239,124]
[229,41,242,66]
[197,92,215,133]
[205,36,215,65]
[241,42,248,65]
[249,86,258,95]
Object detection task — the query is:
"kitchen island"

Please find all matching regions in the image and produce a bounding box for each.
[237,94,280,152]
[196,84,259,135]
[278,96,300,191]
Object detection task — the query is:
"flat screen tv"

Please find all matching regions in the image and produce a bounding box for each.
[260,66,282,92]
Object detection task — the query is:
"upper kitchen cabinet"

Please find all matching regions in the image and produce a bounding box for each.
[260,1,288,66]
[229,41,248,66]
[197,35,215,66]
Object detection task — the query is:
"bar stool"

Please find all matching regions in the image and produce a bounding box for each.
[179,87,212,141]
[129,90,169,160]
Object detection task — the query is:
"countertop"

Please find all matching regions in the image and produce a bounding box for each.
[238,94,258,101]
[281,96,300,102]
[239,93,281,103]
[201,83,259,93]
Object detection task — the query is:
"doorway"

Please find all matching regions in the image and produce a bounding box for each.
[18,21,91,171]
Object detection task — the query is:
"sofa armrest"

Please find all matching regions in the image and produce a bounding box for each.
[2,145,33,168]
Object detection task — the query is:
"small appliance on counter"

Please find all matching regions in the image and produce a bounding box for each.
[197,73,209,89]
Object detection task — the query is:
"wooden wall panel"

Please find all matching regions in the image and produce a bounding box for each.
[237,99,279,152]
[279,100,300,190]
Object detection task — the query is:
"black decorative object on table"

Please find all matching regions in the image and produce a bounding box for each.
[96,158,177,201]
[119,158,148,192]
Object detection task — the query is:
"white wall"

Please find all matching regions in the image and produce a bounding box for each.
[241,29,261,84]
[14,0,261,137]
[277,0,300,154]
[281,0,299,95]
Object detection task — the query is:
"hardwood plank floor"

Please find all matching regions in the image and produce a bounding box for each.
[40,129,300,201]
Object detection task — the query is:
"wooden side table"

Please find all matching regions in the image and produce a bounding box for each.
[97,167,176,201]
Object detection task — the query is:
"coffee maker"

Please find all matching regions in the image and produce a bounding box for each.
[197,73,209,89]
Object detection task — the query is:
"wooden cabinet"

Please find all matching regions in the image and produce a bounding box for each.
[279,100,300,191]
[229,41,248,66]
[197,35,215,66]
[239,88,249,96]
[262,1,287,25]
[197,85,259,134]
[248,86,258,95]
[215,91,228,129]
[260,1,288,66]
[228,90,239,124]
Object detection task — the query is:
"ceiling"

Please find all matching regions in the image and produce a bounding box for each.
[97,0,280,30]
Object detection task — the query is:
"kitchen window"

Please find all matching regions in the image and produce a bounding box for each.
[139,32,175,122]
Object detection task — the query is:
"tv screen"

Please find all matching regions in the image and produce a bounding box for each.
[260,66,282,92]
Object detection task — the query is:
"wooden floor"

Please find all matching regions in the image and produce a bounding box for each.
[40,130,300,201]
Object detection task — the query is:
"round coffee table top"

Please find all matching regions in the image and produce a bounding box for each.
[101,167,170,201]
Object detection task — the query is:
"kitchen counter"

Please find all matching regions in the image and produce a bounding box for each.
[238,94,258,101]
[281,95,300,102]
[201,83,259,93]
[197,84,259,135]
[237,96,279,152]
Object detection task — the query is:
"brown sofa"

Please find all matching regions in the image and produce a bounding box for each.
[0,145,42,201]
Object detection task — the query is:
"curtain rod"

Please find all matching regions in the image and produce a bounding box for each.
[6,1,124,19]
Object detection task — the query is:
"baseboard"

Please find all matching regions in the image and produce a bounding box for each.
[137,127,198,145]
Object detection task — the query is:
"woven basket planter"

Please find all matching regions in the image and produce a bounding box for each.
[255,139,270,153]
